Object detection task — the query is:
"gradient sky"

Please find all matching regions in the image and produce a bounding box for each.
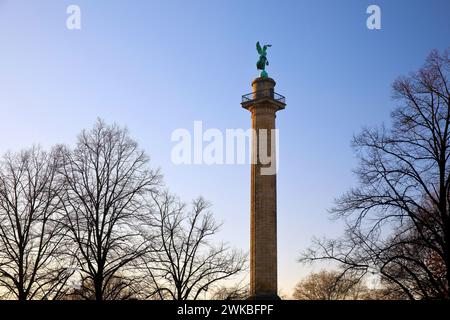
[0,0,449,297]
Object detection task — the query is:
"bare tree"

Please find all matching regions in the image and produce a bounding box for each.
[293,270,404,300]
[293,270,369,300]
[59,119,161,300]
[63,272,139,300]
[142,191,246,300]
[210,280,249,300]
[0,147,73,300]
[300,49,450,299]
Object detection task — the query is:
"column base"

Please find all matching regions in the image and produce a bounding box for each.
[247,294,281,300]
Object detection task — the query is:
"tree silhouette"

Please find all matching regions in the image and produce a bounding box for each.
[301,49,450,299]
[141,191,246,300]
[58,120,161,300]
[0,147,73,300]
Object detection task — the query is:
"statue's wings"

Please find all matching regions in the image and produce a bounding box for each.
[256,41,263,54]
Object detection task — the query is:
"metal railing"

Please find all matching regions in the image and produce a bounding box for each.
[241,89,286,104]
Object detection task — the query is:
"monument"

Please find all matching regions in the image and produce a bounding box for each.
[241,42,286,300]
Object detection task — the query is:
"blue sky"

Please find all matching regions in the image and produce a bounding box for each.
[0,0,449,296]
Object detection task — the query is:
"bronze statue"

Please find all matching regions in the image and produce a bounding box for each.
[256,41,272,78]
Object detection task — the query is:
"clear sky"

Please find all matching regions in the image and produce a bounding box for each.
[0,0,449,297]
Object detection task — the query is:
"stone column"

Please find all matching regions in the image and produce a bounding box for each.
[241,77,285,299]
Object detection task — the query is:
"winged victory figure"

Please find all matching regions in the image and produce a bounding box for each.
[256,41,272,78]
